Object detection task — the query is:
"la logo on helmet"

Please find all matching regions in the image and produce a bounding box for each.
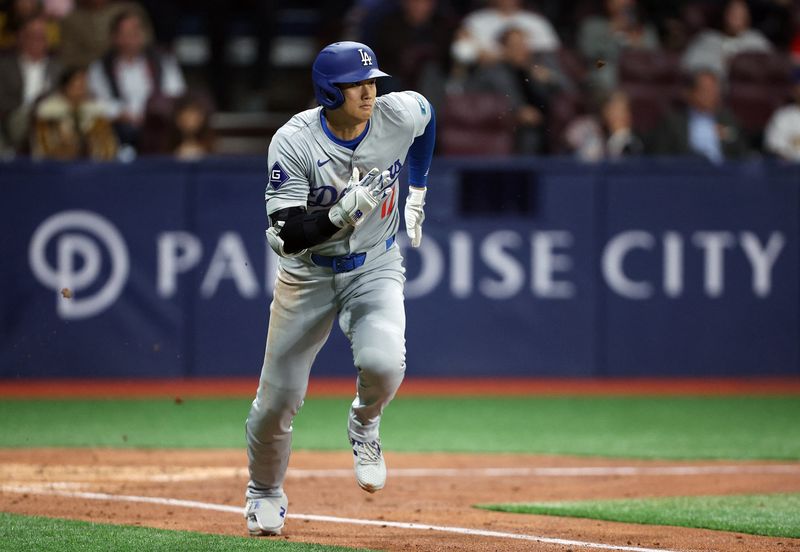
[358,48,373,66]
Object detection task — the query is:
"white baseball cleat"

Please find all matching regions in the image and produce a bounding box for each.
[245,492,288,536]
[350,437,386,493]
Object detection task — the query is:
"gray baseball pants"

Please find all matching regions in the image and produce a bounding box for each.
[246,245,406,499]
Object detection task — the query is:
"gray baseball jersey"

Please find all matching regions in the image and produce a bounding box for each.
[265,91,432,256]
[246,90,432,500]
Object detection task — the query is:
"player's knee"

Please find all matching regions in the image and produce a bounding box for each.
[247,388,304,437]
[354,345,405,381]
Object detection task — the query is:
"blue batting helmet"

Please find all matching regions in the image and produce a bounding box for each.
[312,41,390,109]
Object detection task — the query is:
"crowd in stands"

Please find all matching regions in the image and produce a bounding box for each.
[0,0,798,162]
[0,0,208,160]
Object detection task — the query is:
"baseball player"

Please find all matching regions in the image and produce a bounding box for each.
[244,41,435,536]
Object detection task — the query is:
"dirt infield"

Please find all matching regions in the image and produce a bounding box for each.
[2,449,800,551]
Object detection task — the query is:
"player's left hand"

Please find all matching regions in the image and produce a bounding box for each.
[266,221,307,258]
[405,186,426,248]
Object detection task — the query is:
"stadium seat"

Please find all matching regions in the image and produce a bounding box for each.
[727,52,793,147]
[619,49,682,86]
[557,47,588,89]
[618,49,682,136]
[727,82,789,144]
[440,93,514,156]
[547,91,585,154]
[620,83,675,136]
[728,52,793,85]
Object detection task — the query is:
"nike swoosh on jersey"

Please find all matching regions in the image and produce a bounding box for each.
[317,159,330,167]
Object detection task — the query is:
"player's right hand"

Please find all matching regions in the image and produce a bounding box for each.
[328,167,391,228]
[405,186,426,247]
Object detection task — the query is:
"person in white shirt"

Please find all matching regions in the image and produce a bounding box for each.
[87,9,185,149]
[0,16,61,151]
[764,71,800,161]
[451,0,560,66]
[682,0,772,79]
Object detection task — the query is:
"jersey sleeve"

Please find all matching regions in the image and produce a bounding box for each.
[264,131,311,216]
[386,91,433,138]
[407,105,435,187]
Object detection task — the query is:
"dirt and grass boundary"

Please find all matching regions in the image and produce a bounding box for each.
[2,377,799,398]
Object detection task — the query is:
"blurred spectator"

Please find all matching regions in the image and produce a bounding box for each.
[681,0,771,79]
[747,0,795,50]
[637,1,687,52]
[31,65,117,159]
[372,0,456,109]
[0,0,59,49]
[577,0,660,93]
[87,9,185,150]
[0,16,61,150]
[650,69,748,162]
[373,0,451,83]
[564,89,644,161]
[764,68,800,161]
[343,0,392,46]
[790,6,800,65]
[0,125,8,155]
[451,0,560,68]
[167,94,214,160]
[59,0,153,68]
[133,0,279,111]
[465,27,569,154]
[41,0,72,18]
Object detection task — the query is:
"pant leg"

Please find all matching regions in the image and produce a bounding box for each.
[338,248,407,442]
[246,266,336,498]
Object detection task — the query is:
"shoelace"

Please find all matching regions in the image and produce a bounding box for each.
[353,439,382,464]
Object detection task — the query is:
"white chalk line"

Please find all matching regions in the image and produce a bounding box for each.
[2,464,797,483]
[0,484,681,552]
[285,464,800,480]
[118,464,800,482]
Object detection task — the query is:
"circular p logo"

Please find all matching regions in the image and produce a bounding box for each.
[29,210,130,319]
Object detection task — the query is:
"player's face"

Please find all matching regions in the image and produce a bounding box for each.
[338,79,377,123]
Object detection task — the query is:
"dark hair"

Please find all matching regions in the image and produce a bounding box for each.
[711,0,749,32]
[9,0,44,32]
[167,94,215,153]
[57,66,88,90]
[19,14,46,33]
[109,9,140,37]
[684,68,719,90]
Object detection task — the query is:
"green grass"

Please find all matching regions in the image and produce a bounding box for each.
[477,493,800,538]
[1,396,799,459]
[0,512,372,551]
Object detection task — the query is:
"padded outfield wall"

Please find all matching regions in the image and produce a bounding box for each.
[1,157,798,379]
